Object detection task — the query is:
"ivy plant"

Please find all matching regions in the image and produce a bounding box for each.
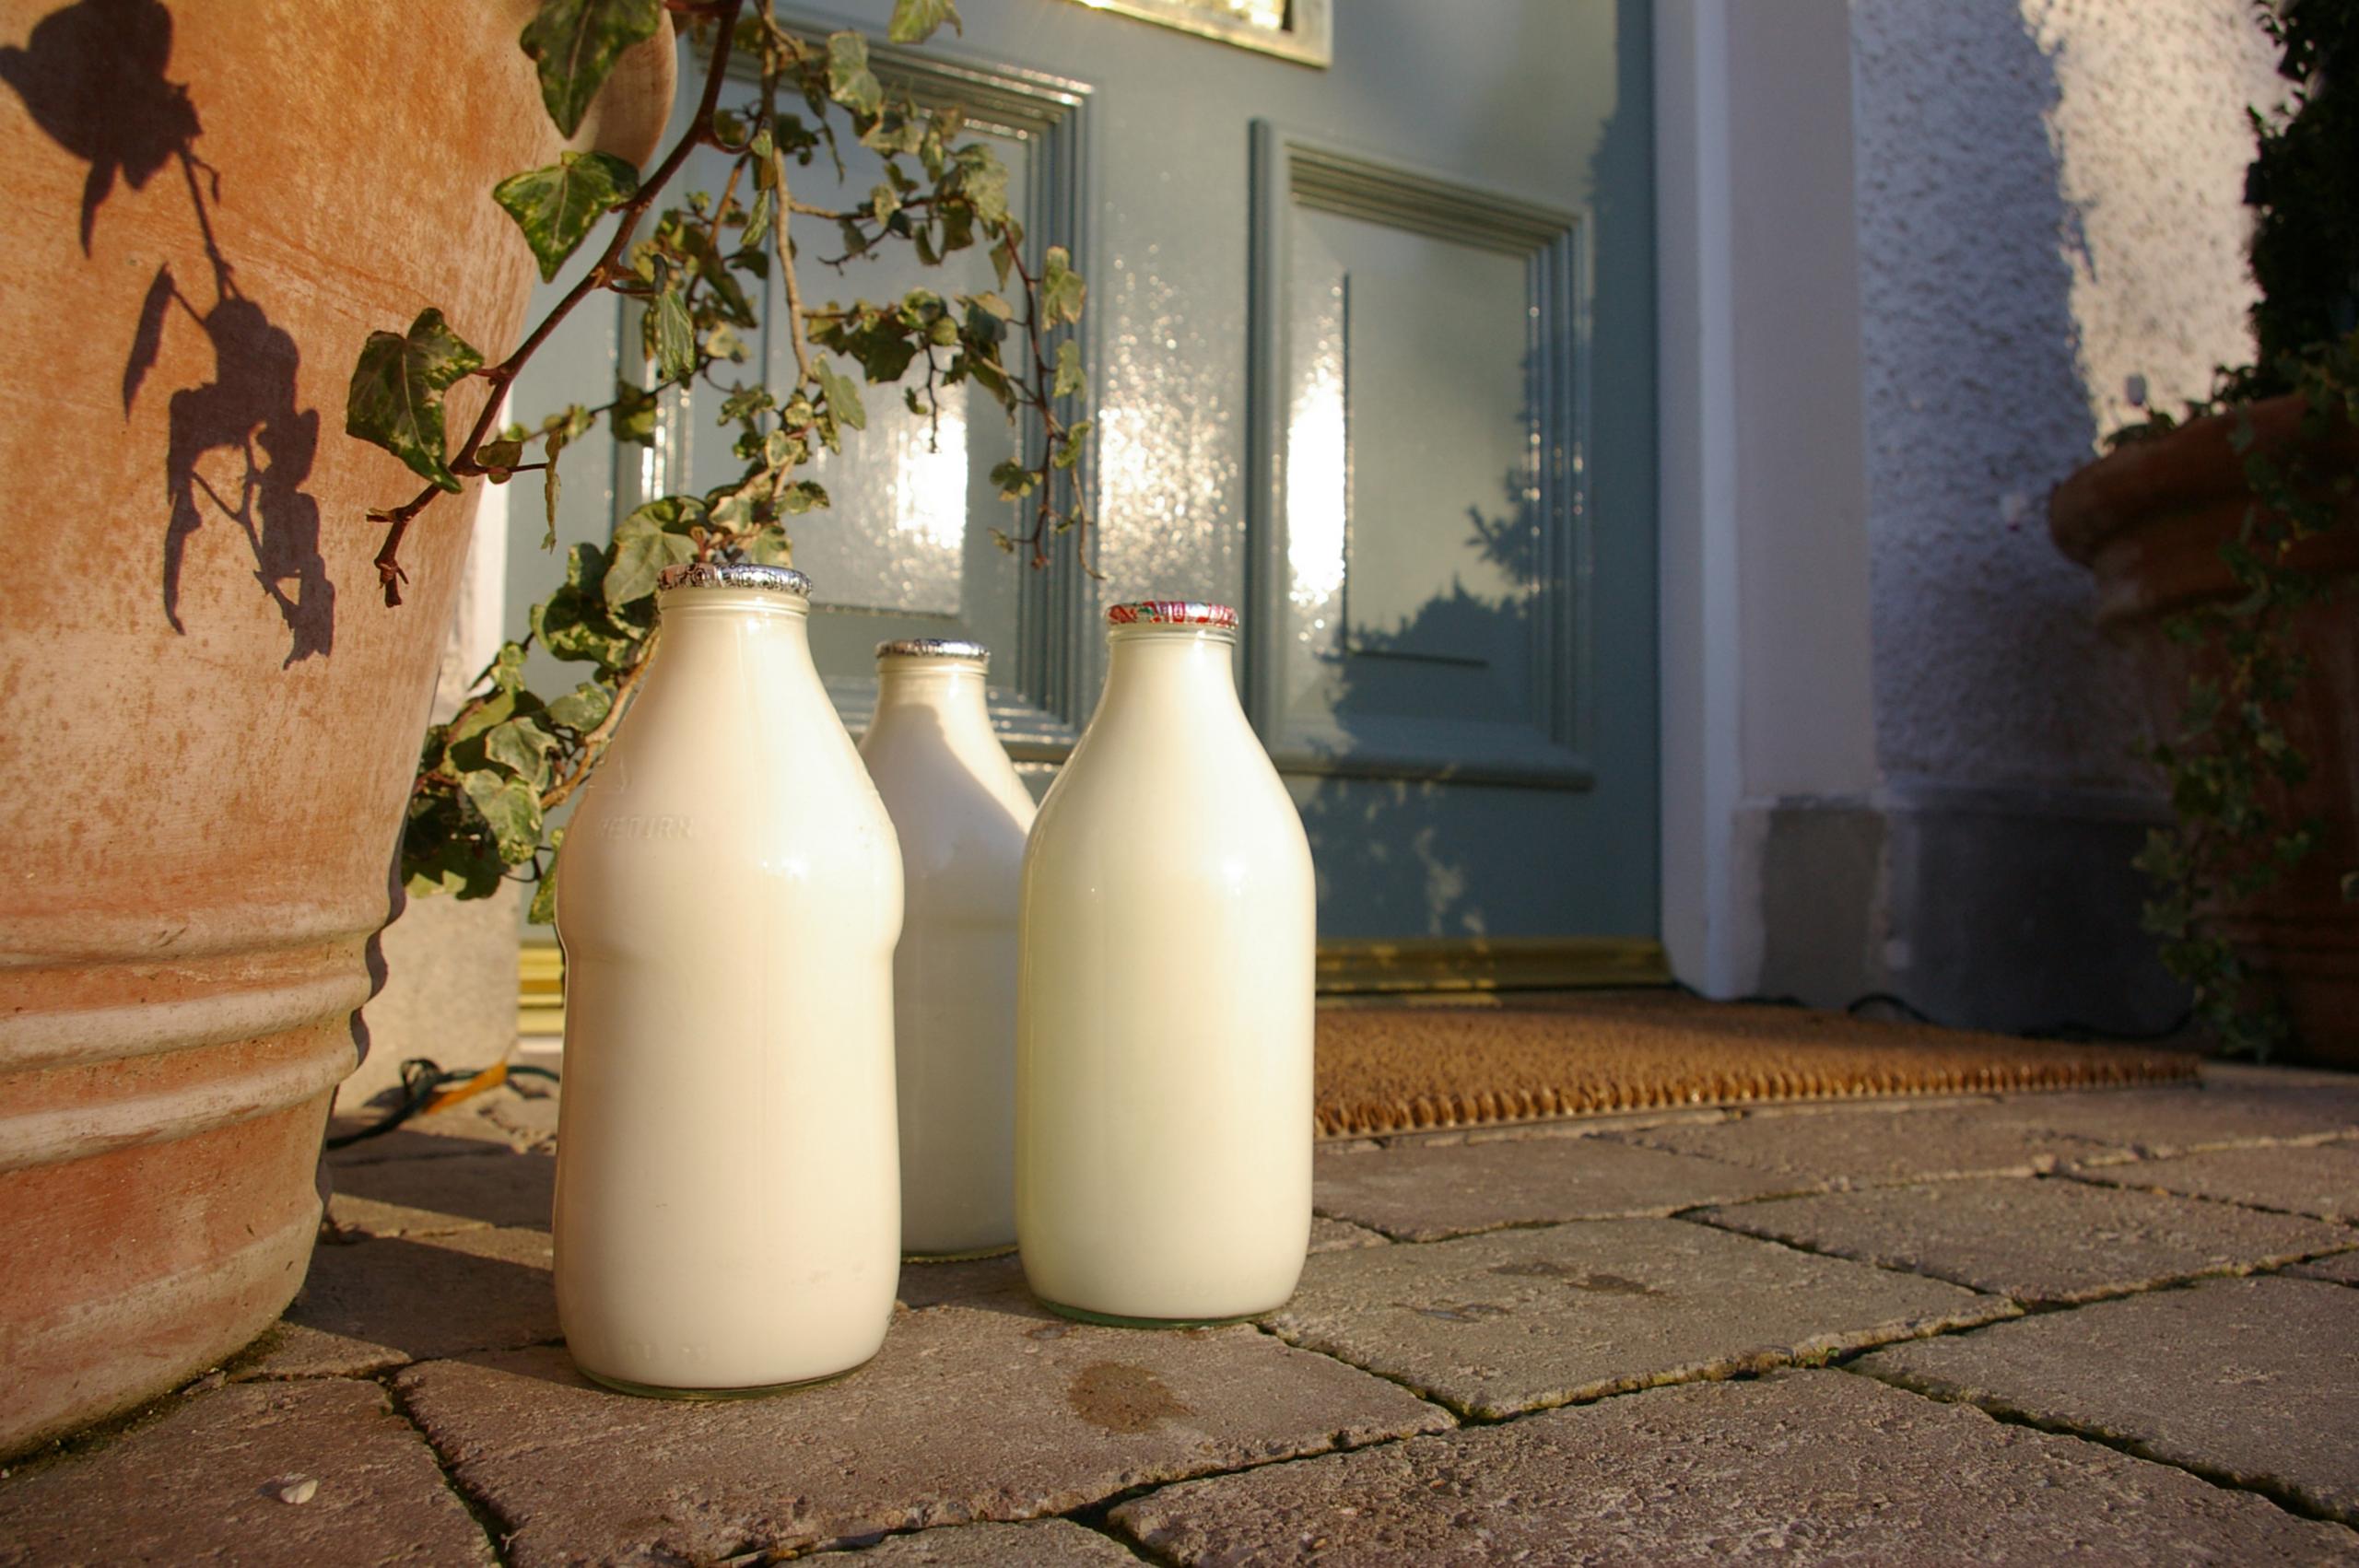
[2107,0,2356,1057]
[344,0,1091,922]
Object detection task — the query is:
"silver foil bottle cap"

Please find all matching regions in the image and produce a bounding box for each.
[875,638,991,661]
[657,562,813,596]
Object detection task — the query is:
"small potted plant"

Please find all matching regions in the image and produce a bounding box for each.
[2048,0,2356,1062]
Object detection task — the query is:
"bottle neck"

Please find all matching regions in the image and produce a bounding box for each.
[1100,627,1241,712]
[873,659,995,740]
[646,588,817,683]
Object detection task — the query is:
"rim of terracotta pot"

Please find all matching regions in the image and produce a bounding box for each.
[2049,390,2359,569]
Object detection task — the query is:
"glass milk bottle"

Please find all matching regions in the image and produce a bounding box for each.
[1016,600,1316,1324]
[551,563,902,1396]
[859,639,1036,1258]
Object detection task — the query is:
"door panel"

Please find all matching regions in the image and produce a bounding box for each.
[1250,130,1591,791]
[502,0,1658,948]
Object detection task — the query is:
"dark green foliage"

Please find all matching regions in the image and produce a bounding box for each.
[2246,0,2359,385]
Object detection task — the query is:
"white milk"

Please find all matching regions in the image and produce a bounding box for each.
[552,564,902,1394]
[1015,601,1316,1323]
[859,640,1035,1258]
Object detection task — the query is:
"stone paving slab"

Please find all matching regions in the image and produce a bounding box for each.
[1857,1274,2359,1525]
[241,1226,558,1379]
[2294,1250,2359,1285]
[1262,1217,2008,1420]
[1308,1216,1388,1253]
[2072,1140,2359,1222]
[394,1305,1449,1566]
[806,1519,1144,1563]
[1603,1103,2127,1188]
[1989,1083,2359,1156]
[1312,1137,1802,1241]
[1108,1368,2359,1566]
[1697,1176,2352,1305]
[0,1379,493,1567]
[326,1147,555,1236]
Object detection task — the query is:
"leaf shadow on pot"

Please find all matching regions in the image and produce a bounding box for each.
[2,0,334,665]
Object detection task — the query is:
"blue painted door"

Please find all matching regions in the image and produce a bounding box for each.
[506,0,1658,947]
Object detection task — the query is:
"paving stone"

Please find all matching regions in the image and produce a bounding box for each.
[1857,1274,2359,1525]
[1311,1137,1802,1241]
[1991,1084,2359,1156]
[0,1378,493,1567]
[1262,1217,2007,1420]
[1698,1176,2352,1305]
[1308,1216,1388,1253]
[395,1305,1449,1566]
[805,1519,1143,1564]
[241,1226,557,1379]
[1109,1369,2359,1566]
[1605,1103,2126,1187]
[2073,1141,2359,1222]
[2294,1249,2359,1285]
[326,1147,554,1236]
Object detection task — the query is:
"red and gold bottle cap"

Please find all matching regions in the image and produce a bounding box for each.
[1106,601,1238,630]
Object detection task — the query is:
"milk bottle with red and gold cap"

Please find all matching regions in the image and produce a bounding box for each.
[860,638,1035,1259]
[1015,599,1315,1323]
[551,563,902,1396]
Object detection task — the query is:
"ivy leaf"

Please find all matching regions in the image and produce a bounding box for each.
[463,769,546,866]
[652,285,696,382]
[1041,245,1086,326]
[604,499,704,604]
[546,681,613,731]
[780,480,829,515]
[745,523,794,566]
[488,641,529,695]
[611,378,659,445]
[486,716,562,792]
[1052,339,1086,402]
[520,0,663,139]
[346,309,483,493]
[541,430,567,547]
[494,151,641,282]
[827,32,884,118]
[887,0,960,44]
[529,848,561,925]
[990,459,1036,499]
[954,145,1009,228]
[814,357,867,430]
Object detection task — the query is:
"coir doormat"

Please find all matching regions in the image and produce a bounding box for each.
[1313,991,2198,1139]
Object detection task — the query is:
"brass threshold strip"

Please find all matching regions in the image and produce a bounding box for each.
[519,936,1669,1039]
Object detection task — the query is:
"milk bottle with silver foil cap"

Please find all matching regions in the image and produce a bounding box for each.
[1015,599,1315,1324]
[859,638,1035,1258]
[551,562,902,1395]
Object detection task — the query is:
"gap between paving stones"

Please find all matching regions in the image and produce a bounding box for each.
[1836,1315,2353,1530]
[378,1370,521,1568]
[1677,1171,2359,1312]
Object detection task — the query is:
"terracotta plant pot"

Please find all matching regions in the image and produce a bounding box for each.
[0,0,670,1454]
[2049,392,2359,1064]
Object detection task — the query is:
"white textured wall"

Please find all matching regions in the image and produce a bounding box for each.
[1849,0,2278,791]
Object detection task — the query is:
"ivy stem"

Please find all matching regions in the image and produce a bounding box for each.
[541,628,661,815]
[772,149,814,385]
[370,0,750,606]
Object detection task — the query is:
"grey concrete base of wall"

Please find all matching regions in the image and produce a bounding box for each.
[1745,784,2187,1038]
[340,883,522,1116]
